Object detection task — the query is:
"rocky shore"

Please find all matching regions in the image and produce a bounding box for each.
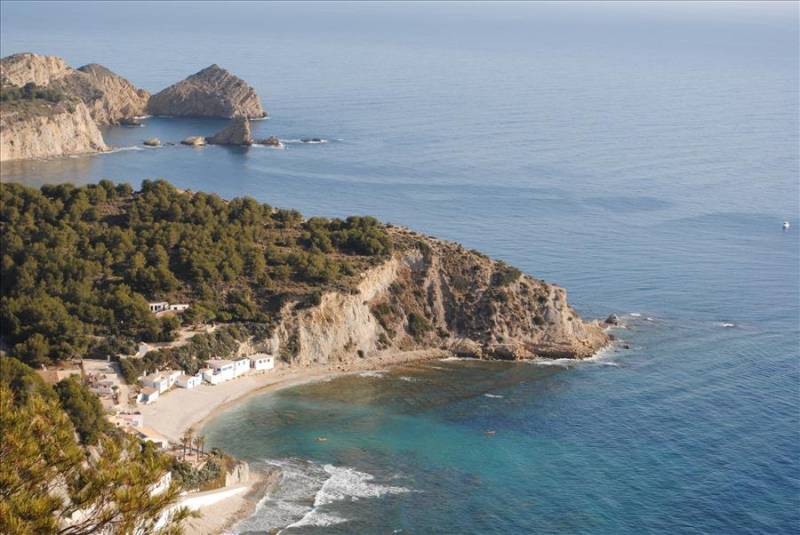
[0,53,268,161]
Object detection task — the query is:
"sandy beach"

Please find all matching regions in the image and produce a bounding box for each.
[139,349,447,534]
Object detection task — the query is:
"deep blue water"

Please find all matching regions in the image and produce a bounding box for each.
[2,2,798,533]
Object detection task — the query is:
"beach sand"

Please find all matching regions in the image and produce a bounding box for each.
[140,349,448,534]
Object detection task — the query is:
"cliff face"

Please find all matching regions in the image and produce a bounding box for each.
[0,100,108,161]
[1,53,149,125]
[260,229,608,366]
[0,53,148,161]
[147,64,266,119]
[52,63,150,125]
[0,52,72,86]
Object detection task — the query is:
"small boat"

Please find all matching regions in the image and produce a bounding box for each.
[315,437,328,442]
[484,430,496,436]
[783,221,790,230]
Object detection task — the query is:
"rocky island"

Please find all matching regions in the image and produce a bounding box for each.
[0,53,268,161]
[147,64,267,119]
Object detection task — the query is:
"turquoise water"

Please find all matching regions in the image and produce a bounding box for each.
[2,3,798,533]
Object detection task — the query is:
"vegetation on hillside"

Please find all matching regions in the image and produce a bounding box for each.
[0,81,66,103]
[0,179,392,368]
[0,357,190,534]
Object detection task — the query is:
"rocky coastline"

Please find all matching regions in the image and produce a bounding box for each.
[0,53,268,162]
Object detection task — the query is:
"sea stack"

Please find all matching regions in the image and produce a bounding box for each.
[207,117,253,145]
[147,64,267,119]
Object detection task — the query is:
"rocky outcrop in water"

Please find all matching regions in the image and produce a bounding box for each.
[0,100,108,161]
[181,136,206,146]
[259,228,608,366]
[147,64,266,119]
[207,117,253,145]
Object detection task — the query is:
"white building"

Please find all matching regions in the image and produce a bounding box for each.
[249,353,275,373]
[139,387,159,404]
[203,359,235,385]
[233,357,251,378]
[148,302,169,313]
[142,370,181,393]
[176,374,202,389]
[169,303,190,312]
[141,373,168,393]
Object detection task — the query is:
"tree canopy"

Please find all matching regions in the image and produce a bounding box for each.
[1,179,392,367]
[0,357,190,534]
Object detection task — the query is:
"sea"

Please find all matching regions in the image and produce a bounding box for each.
[2,2,798,533]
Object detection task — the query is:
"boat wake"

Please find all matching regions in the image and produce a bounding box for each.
[233,459,411,533]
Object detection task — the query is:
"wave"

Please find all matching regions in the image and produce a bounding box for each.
[252,142,285,150]
[357,370,386,378]
[103,146,145,154]
[483,393,504,399]
[235,459,410,533]
[629,312,642,317]
[281,138,330,144]
[398,376,417,382]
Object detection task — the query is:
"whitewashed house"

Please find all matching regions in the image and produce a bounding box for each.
[176,373,202,389]
[169,303,190,312]
[141,373,169,393]
[203,360,235,385]
[249,353,275,373]
[165,370,181,389]
[148,302,169,313]
[233,357,251,378]
[139,387,159,404]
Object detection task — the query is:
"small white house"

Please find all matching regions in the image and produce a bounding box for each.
[148,302,169,313]
[249,353,275,373]
[176,374,202,389]
[141,373,169,393]
[139,387,159,404]
[164,370,181,389]
[169,303,190,312]
[203,359,235,385]
[233,357,251,378]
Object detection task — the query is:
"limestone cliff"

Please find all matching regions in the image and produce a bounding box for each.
[1,53,149,125]
[258,228,608,366]
[147,64,266,119]
[52,63,150,125]
[0,100,108,161]
[0,52,71,86]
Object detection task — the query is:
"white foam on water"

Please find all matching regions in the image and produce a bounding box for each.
[720,322,736,328]
[398,376,417,382]
[252,143,285,150]
[234,459,412,534]
[357,370,386,378]
[483,393,504,398]
[104,146,144,154]
[629,312,642,317]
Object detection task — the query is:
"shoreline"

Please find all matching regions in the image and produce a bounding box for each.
[140,348,449,443]
[140,349,448,535]
[142,344,613,534]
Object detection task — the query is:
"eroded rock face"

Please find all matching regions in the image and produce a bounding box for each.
[260,228,609,366]
[52,63,150,125]
[207,117,253,145]
[0,52,72,86]
[147,64,267,119]
[0,100,108,161]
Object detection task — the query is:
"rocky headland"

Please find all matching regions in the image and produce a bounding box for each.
[261,227,609,366]
[0,53,268,161]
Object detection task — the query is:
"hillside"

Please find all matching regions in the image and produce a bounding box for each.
[0,180,607,376]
